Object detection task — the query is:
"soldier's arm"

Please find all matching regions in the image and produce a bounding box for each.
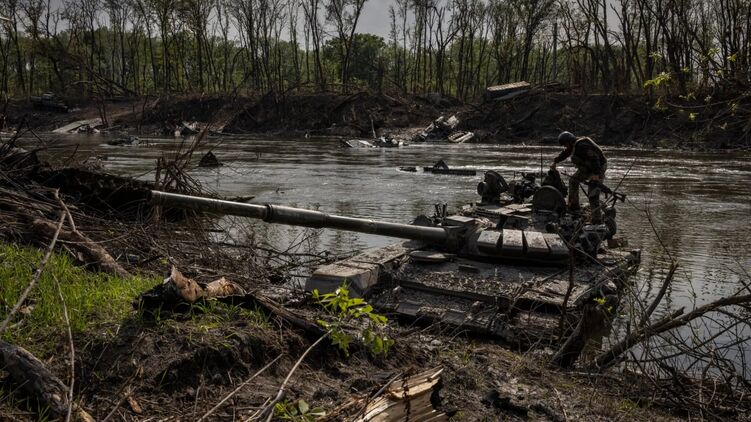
[553,146,573,164]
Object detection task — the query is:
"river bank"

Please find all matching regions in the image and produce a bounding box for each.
[3,89,749,150]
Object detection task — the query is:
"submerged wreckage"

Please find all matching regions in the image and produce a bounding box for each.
[149,170,639,346]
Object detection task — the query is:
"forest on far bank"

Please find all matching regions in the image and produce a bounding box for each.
[0,0,749,102]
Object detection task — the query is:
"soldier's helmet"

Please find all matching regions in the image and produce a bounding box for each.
[557,131,576,145]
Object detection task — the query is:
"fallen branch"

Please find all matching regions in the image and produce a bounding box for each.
[137,268,327,339]
[0,340,94,422]
[592,294,751,369]
[30,217,130,278]
[639,262,679,327]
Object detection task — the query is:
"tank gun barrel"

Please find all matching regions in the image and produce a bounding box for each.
[148,191,451,244]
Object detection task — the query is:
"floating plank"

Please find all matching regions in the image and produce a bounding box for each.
[501,229,525,256]
[543,233,569,258]
[524,231,549,258]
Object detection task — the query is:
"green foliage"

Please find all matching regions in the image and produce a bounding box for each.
[0,243,160,354]
[652,97,668,112]
[323,33,388,90]
[593,297,614,314]
[312,285,394,357]
[643,71,671,89]
[274,399,326,421]
[679,92,696,101]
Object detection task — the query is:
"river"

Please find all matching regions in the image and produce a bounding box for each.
[26,133,751,367]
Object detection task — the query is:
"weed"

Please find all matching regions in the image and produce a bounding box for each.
[274,399,325,421]
[312,284,394,357]
[0,243,160,355]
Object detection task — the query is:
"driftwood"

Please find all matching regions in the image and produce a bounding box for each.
[30,217,130,278]
[0,340,94,422]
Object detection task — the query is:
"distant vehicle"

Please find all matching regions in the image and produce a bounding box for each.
[30,92,69,113]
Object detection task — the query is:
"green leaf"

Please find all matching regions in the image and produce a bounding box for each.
[297,399,310,414]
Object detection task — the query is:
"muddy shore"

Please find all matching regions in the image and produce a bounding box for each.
[3,90,749,150]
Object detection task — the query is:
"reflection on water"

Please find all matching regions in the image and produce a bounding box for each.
[27,135,751,313]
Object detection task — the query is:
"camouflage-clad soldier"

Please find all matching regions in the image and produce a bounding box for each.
[550,132,607,223]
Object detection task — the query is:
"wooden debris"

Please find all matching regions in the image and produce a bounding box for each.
[326,367,448,421]
[485,81,531,101]
[126,395,143,415]
[0,340,94,422]
[31,217,130,277]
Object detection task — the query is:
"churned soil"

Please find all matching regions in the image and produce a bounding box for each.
[3,89,748,149]
[53,304,680,421]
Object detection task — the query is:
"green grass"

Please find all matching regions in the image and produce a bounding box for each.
[0,242,160,354]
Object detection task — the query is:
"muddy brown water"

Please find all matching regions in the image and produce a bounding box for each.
[23,133,751,367]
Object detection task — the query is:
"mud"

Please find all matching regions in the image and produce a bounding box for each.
[66,306,680,421]
[4,90,748,149]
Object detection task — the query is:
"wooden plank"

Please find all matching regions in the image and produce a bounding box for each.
[524,231,549,258]
[52,118,102,133]
[501,229,524,256]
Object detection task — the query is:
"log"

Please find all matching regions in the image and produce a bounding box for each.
[30,217,130,278]
[0,340,94,422]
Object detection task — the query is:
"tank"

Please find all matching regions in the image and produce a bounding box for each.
[148,171,640,347]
